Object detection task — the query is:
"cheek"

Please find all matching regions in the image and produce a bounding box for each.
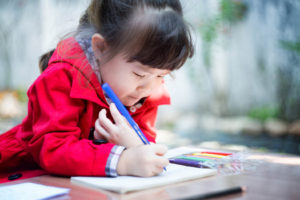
[108,75,137,99]
[114,84,131,98]
[99,58,139,101]
[150,78,164,91]
[100,66,126,93]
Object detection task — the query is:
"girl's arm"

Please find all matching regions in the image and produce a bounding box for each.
[25,65,168,177]
[24,66,116,176]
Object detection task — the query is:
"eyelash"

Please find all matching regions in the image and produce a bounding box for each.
[133,72,145,78]
[133,72,166,79]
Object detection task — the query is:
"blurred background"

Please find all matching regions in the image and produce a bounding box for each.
[0,0,299,154]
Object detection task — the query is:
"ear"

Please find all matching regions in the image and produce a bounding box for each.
[91,33,108,59]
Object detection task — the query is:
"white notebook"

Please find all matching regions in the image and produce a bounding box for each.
[0,183,70,200]
[71,147,217,194]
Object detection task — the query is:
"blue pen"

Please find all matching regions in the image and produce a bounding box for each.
[102,83,150,144]
[102,83,166,171]
[169,158,210,168]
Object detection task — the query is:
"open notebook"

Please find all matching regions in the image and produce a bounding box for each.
[71,147,217,194]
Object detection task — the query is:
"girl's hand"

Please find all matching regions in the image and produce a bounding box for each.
[117,144,169,177]
[94,103,143,148]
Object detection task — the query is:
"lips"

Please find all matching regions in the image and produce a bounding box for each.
[128,96,140,101]
[125,96,142,106]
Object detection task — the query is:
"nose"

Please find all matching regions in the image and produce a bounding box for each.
[136,85,151,97]
[136,79,157,97]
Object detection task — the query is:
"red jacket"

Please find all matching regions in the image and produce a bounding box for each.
[0,37,170,183]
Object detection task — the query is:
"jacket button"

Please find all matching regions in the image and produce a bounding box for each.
[129,106,136,113]
[8,173,22,180]
[135,103,142,109]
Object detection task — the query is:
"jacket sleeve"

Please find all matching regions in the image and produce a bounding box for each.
[134,106,159,143]
[24,67,115,176]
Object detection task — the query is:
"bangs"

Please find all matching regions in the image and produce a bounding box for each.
[107,7,194,70]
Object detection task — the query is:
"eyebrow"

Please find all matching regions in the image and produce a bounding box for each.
[135,63,170,76]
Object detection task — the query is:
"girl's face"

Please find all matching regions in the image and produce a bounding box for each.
[99,54,170,107]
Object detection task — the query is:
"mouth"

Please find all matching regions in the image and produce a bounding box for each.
[124,96,148,107]
[128,95,140,100]
[125,96,141,106]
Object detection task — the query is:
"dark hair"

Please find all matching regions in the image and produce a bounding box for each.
[39,0,194,72]
[39,49,55,73]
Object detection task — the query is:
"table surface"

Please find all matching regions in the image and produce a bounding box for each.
[1,152,300,200]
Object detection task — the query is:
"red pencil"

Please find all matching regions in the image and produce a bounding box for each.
[200,151,232,156]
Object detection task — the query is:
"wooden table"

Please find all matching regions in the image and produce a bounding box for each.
[2,152,300,200]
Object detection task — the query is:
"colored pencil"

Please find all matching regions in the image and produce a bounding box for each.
[200,151,232,156]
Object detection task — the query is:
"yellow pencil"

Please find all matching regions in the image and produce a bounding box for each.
[192,153,225,158]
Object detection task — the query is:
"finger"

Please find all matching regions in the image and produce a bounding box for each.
[152,144,168,156]
[98,109,103,119]
[151,169,160,177]
[152,163,166,176]
[95,119,110,139]
[93,121,106,140]
[109,103,124,124]
[99,109,116,133]
[93,131,105,140]
[154,157,169,169]
[154,165,164,175]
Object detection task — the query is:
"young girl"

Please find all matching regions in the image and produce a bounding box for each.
[0,0,193,183]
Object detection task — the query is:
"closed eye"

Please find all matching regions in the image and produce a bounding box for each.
[133,72,146,78]
[158,73,169,78]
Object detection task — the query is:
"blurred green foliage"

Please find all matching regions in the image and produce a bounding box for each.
[201,18,219,43]
[280,37,300,54]
[199,0,248,67]
[161,121,176,130]
[200,18,219,67]
[16,89,28,103]
[247,106,280,121]
[220,0,248,24]
[278,36,300,121]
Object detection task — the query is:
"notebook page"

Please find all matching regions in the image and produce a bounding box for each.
[71,163,216,193]
[0,182,70,200]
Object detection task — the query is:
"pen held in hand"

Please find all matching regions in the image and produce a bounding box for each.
[102,83,150,145]
[102,83,166,171]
